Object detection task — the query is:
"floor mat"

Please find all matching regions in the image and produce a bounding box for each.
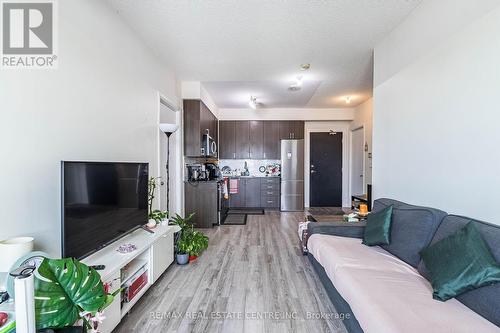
[222,214,247,225]
[227,209,265,215]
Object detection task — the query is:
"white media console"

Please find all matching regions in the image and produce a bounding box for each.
[82,224,180,333]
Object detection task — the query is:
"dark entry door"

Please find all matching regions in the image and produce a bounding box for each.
[310,132,343,207]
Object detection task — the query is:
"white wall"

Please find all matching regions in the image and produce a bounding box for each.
[350,98,373,188]
[0,0,178,256]
[218,108,354,121]
[373,1,500,223]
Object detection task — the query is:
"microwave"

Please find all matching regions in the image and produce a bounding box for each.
[202,130,217,157]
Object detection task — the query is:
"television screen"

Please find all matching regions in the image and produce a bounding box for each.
[62,161,148,259]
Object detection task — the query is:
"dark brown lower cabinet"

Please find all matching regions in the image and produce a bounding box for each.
[184,182,218,228]
[228,177,280,209]
[245,178,261,208]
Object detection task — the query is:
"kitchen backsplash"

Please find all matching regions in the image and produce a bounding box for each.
[219,159,281,177]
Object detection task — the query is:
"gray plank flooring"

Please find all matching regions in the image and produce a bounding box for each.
[114,211,347,333]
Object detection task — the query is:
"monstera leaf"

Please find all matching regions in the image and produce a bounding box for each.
[34,258,107,329]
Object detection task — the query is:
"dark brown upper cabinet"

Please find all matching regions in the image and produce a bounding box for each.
[279,121,293,140]
[219,121,236,159]
[183,99,218,157]
[249,121,264,159]
[234,121,250,159]
[293,121,304,139]
[280,121,304,140]
[263,121,280,159]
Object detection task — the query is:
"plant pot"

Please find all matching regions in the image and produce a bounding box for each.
[189,255,198,262]
[176,253,189,265]
[146,219,157,229]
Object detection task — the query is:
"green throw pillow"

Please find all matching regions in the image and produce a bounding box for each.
[420,222,500,301]
[362,205,393,246]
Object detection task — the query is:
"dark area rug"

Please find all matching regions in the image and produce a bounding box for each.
[222,214,247,225]
[227,209,265,215]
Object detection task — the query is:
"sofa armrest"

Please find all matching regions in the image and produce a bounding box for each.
[303,222,366,254]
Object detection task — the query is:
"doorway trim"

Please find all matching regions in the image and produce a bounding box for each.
[304,121,351,208]
[350,125,366,198]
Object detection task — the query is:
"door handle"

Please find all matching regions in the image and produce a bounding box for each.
[310,170,316,174]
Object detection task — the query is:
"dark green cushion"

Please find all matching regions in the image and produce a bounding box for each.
[420,222,500,301]
[362,205,393,246]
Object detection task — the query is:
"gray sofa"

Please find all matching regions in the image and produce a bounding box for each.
[306,198,500,332]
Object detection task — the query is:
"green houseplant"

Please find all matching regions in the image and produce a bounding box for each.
[34,258,119,332]
[170,213,209,264]
[147,177,168,227]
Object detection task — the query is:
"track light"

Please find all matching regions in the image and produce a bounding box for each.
[289,76,303,91]
[249,96,258,109]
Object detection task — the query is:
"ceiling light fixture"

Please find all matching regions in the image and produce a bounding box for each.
[249,96,258,109]
[289,75,303,91]
[345,96,352,104]
[300,63,311,71]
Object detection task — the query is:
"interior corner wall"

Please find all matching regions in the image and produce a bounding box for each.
[0,0,179,256]
[350,98,373,187]
[372,2,500,223]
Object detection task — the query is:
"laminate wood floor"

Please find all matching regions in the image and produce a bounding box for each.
[115,211,348,333]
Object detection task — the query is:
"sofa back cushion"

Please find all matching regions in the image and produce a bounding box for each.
[417,215,500,326]
[372,198,447,267]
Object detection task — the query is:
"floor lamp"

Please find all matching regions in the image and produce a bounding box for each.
[159,123,179,219]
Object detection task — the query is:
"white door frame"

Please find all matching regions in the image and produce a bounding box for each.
[349,125,366,196]
[157,92,182,215]
[304,121,351,208]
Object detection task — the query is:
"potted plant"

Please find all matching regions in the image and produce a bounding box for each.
[34,258,119,333]
[175,232,191,265]
[147,177,168,228]
[187,230,209,262]
[169,213,209,264]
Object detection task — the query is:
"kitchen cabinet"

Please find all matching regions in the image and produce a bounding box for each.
[260,178,280,209]
[249,120,264,159]
[293,121,304,139]
[184,181,218,228]
[200,102,218,143]
[219,121,235,159]
[235,121,250,159]
[228,177,280,209]
[279,121,294,140]
[245,178,261,207]
[280,121,304,140]
[219,120,303,160]
[263,121,280,159]
[183,99,218,157]
[229,179,245,207]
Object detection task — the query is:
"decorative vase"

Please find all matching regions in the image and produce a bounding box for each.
[160,218,169,226]
[189,255,198,262]
[176,253,189,265]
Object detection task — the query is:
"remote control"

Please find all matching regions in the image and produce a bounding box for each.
[91,265,105,270]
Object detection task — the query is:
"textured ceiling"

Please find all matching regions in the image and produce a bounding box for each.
[106,0,422,108]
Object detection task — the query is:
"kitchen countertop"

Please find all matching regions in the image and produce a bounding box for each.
[223,175,281,178]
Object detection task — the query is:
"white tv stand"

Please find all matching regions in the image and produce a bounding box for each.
[82,224,180,333]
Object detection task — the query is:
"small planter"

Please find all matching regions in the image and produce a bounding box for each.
[176,253,189,265]
[189,255,198,263]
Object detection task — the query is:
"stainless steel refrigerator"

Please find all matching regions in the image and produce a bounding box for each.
[281,139,304,211]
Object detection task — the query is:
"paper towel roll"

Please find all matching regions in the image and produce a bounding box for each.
[15,273,36,333]
[0,237,34,272]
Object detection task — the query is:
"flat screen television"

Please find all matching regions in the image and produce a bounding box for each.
[61,161,149,259]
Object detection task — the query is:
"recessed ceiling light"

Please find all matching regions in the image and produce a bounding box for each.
[249,96,258,109]
[300,63,311,71]
[345,96,352,104]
